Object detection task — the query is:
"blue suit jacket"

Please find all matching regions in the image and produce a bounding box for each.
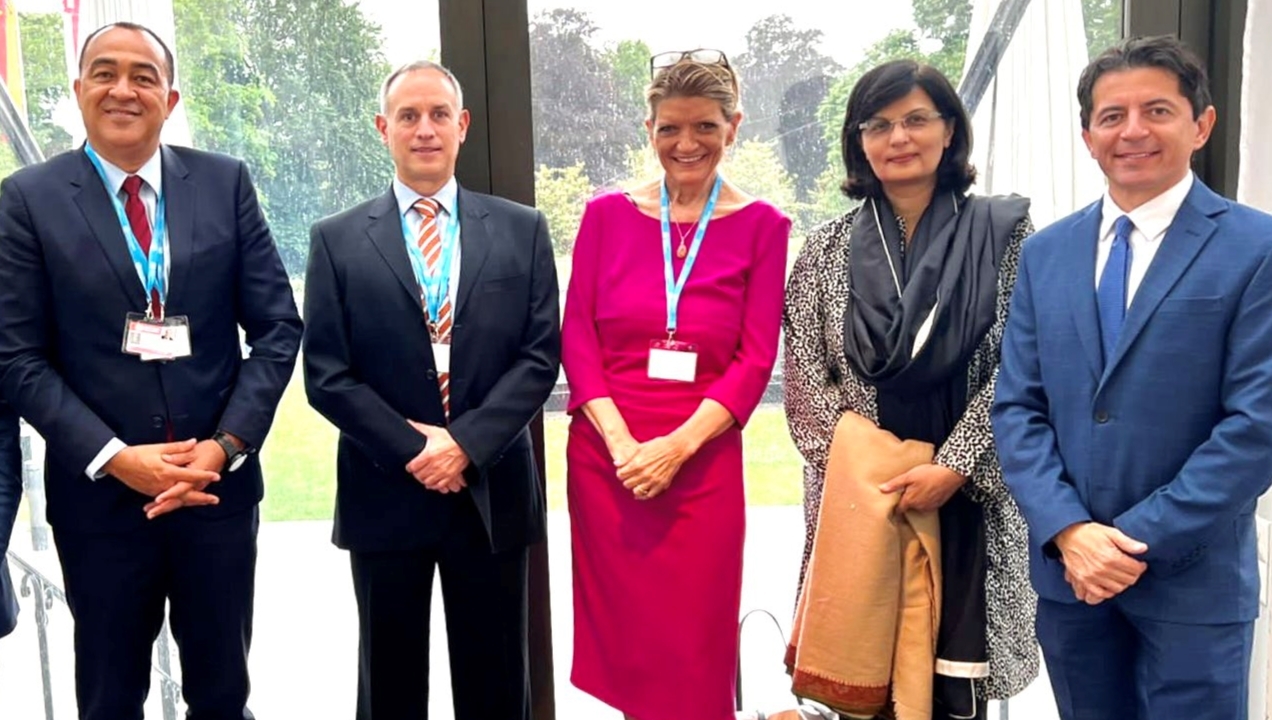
[992,179,1272,624]
[0,147,302,534]
[0,404,19,637]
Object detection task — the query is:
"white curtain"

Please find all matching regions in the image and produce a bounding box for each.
[62,0,192,147]
[1242,0,1272,715]
[963,0,1105,229]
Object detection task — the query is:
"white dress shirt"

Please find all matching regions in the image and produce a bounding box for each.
[85,148,166,480]
[1094,172,1195,307]
[394,175,462,311]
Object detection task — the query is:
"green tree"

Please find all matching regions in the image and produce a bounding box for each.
[173,0,275,179]
[174,0,391,275]
[733,15,841,201]
[246,0,391,274]
[809,162,858,225]
[912,0,973,82]
[723,140,799,230]
[1082,0,1123,59]
[17,12,72,159]
[530,9,642,186]
[0,139,20,180]
[535,163,592,256]
[605,39,652,123]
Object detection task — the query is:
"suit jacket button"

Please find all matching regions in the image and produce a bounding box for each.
[426,369,437,380]
[1095,410,1109,424]
[151,415,165,428]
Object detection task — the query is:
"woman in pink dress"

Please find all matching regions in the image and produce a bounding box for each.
[562,51,791,720]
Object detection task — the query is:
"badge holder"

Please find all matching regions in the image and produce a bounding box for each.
[648,332,698,382]
[122,313,193,362]
[430,325,452,374]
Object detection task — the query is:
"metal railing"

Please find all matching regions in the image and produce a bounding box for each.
[5,427,183,720]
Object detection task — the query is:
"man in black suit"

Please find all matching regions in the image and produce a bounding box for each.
[0,405,20,639]
[0,22,301,719]
[303,60,560,720]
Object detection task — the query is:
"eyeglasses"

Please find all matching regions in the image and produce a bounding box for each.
[649,49,730,77]
[858,110,944,138]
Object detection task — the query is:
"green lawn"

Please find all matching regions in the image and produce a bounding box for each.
[259,368,804,522]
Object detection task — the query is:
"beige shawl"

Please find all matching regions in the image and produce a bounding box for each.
[786,411,941,720]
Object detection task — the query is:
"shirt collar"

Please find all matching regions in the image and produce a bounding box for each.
[394,175,459,219]
[92,145,164,199]
[1098,171,1194,243]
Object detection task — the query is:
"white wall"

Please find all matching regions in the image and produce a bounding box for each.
[1241,2,1272,717]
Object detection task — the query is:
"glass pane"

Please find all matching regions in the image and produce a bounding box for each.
[0,2,439,717]
[531,0,1123,716]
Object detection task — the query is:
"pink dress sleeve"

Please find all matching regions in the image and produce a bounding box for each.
[703,207,791,428]
[561,196,611,414]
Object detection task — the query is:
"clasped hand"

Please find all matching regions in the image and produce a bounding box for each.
[103,439,224,520]
[878,463,966,513]
[1055,522,1149,605]
[613,434,691,501]
[405,421,469,494]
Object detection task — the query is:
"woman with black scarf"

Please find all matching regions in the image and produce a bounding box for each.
[782,59,1038,720]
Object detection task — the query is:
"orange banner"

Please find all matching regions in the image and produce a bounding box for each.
[0,0,26,114]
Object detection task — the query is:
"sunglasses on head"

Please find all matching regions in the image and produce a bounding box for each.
[649,49,729,77]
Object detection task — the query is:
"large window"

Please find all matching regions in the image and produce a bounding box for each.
[0,0,1181,717]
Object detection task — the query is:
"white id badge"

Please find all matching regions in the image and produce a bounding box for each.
[122,314,193,362]
[432,342,452,373]
[648,339,698,382]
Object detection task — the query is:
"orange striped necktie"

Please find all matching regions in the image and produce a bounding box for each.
[414,197,453,417]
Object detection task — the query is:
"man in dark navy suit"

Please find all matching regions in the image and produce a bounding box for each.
[304,60,559,720]
[993,35,1272,719]
[0,22,300,719]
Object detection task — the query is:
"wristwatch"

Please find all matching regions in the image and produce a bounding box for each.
[213,431,252,472]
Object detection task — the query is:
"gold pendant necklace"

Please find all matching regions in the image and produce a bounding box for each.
[675,219,696,259]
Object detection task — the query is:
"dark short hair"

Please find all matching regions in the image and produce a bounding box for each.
[1077,35,1211,129]
[78,22,176,86]
[839,59,975,200]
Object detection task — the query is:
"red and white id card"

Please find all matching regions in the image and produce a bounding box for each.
[648,339,698,382]
[122,313,192,362]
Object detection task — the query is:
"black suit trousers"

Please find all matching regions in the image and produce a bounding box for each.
[350,495,529,720]
[53,505,259,720]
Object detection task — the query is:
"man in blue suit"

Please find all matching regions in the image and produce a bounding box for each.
[0,22,301,719]
[0,405,20,638]
[992,35,1272,719]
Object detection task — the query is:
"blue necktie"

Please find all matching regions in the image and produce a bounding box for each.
[1098,215,1134,362]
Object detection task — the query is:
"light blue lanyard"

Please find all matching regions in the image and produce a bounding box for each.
[660,173,722,337]
[400,199,460,326]
[84,144,168,316]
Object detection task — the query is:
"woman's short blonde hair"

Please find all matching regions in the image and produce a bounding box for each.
[645,61,741,121]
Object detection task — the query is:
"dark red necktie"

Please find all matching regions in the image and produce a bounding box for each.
[122,175,161,318]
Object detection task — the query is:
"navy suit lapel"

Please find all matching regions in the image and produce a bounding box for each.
[454,186,492,317]
[1100,182,1225,384]
[161,146,195,312]
[70,149,148,311]
[1066,201,1105,381]
[365,189,422,307]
